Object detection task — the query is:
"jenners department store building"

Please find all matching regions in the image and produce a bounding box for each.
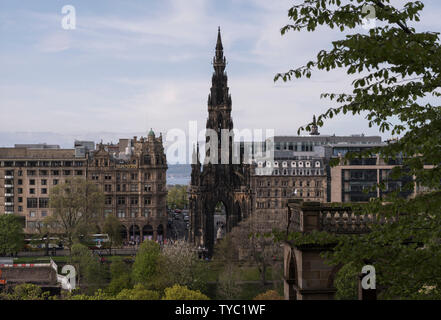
[0,130,168,242]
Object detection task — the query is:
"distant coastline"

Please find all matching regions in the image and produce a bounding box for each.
[166,164,191,186]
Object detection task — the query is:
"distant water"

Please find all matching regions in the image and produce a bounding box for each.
[167,176,190,186]
[167,164,191,186]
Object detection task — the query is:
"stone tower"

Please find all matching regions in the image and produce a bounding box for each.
[188,28,253,256]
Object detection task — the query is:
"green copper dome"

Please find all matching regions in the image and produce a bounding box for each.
[148,128,155,136]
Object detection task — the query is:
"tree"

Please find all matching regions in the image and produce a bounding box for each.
[0,214,24,256]
[213,236,242,299]
[69,243,107,294]
[49,177,105,249]
[230,214,283,286]
[0,284,50,300]
[333,262,360,300]
[102,215,123,254]
[131,240,161,289]
[162,284,209,300]
[216,263,242,300]
[115,284,160,300]
[166,185,188,209]
[253,290,284,300]
[33,216,58,256]
[155,240,209,293]
[68,289,114,300]
[276,0,441,299]
[106,256,132,295]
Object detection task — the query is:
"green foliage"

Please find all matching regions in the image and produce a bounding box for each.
[162,284,209,300]
[167,185,188,209]
[49,178,105,248]
[103,215,123,248]
[334,262,360,300]
[216,263,242,300]
[69,289,114,300]
[253,290,284,300]
[131,240,161,289]
[154,240,210,293]
[69,243,108,294]
[106,256,132,295]
[277,0,441,299]
[0,214,24,255]
[0,284,50,300]
[115,284,160,300]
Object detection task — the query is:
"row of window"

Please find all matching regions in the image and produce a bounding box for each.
[106,195,153,206]
[5,170,84,177]
[257,189,322,198]
[26,198,49,208]
[3,170,163,180]
[257,179,324,187]
[274,141,321,151]
[1,161,85,168]
[90,172,163,181]
[4,187,53,195]
[102,183,152,192]
[271,169,324,176]
[9,178,61,186]
[257,160,321,168]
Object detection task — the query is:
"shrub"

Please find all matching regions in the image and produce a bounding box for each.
[253,290,283,300]
[162,284,209,300]
[116,284,160,300]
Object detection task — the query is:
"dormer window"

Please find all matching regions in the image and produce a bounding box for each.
[305,161,311,168]
[291,161,296,167]
[315,161,321,167]
[298,161,303,167]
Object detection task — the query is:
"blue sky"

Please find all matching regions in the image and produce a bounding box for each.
[1,0,440,148]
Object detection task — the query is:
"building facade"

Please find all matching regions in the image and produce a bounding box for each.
[0,130,167,242]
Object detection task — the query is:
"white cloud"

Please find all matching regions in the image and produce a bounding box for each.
[2,0,434,146]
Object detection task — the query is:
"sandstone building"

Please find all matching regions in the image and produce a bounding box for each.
[0,130,167,242]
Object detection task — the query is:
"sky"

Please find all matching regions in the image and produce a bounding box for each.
[1,0,441,148]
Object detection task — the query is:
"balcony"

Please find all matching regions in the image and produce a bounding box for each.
[4,175,13,179]
[5,193,14,197]
[4,184,13,188]
[4,202,13,206]
[5,211,14,214]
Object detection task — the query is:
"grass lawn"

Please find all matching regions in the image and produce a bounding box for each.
[204,263,279,282]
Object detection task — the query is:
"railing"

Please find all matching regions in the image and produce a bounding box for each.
[320,209,372,234]
[287,200,395,235]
